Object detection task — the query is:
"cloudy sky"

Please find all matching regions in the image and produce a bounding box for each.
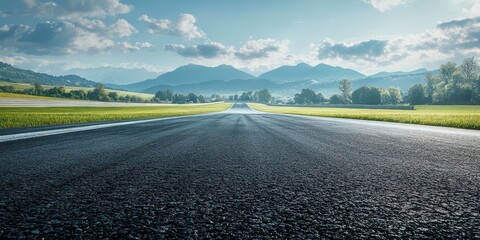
[0,0,479,76]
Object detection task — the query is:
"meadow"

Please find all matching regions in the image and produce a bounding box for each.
[0,103,232,129]
[0,81,154,99]
[249,103,480,130]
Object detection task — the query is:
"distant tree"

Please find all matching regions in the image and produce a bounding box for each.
[294,88,322,104]
[256,89,272,103]
[339,79,352,104]
[0,85,15,93]
[165,89,174,101]
[108,92,119,102]
[424,71,435,104]
[211,93,222,102]
[33,83,44,95]
[155,90,168,101]
[173,94,187,104]
[187,93,198,103]
[88,83,108,101]
[234,94,239,100]
[352,86,382,105]
[408,84,426,105]
[329,94,344,104]
[381,87,403,104]
[240,91,253,100]
[198,95,206,103]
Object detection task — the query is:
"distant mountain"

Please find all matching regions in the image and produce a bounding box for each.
[0,62,97,87]
[368,68,428,78]
[64,67,160,85]
[258,63,365,83]
[123,64,255,92]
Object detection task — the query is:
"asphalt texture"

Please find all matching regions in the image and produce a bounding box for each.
[1,103,480,239]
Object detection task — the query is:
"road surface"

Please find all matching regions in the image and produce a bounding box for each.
[1,103,479,238]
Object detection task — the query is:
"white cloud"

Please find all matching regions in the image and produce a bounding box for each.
[0,56,28,65]
[139,13,205,39]
[463,1,480,18]
[0,20,147,55]
[117,42,153,52]
[165,42,231,58]
[363,0,408,12]
[235,38,289,60]
[22,0,132,20]
[311,16,480,74]
[109,19,137,37]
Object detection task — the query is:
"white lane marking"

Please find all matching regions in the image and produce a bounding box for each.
[0,112,223,143]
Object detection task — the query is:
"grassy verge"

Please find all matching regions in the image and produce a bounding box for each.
[0,92,66,100]
[249,103,480,130]
[0,103,232,129]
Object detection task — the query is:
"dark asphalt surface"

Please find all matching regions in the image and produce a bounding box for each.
[1,103,480,239]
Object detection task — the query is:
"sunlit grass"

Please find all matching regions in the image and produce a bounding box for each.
[0,92,65,100]
[0,103,232,129]
[249,103,480,130]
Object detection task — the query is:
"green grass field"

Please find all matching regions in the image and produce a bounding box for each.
[0,103,232,129]
[249,103,480,130]
[0,81,154,99]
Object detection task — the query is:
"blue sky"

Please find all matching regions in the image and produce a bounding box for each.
[0,0,479,76]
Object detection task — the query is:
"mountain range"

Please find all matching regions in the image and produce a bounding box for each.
[258,63,365,83]
[0,62,97,87]
[63,66,160,85]
[0,61,432,97]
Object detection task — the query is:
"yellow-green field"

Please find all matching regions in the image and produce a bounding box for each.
[0,103,232,129]
[249,103,480,130]
[0,92,65,100]
[0,81,154,99]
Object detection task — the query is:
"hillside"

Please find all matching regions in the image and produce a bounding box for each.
[64,67,160,85]
[124,64,255,92]
[258,63,365,83]
[0,62,97,87]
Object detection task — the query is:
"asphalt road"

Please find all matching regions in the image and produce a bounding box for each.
[1,103,480,239]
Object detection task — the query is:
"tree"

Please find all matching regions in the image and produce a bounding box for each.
[155,90,167,101]
[329,94,343,104]
[89,83,108,101]
[381,87,403,104]
[294,89,323,104]
[460,57,478,83]
[339,79,352,104]
[187,93,198,103]
[408,84,425,105]
[173,94,187,104]
[352,86,382,105]
[424,71,435,103]
[256,89,272,103]
[108,92,119,102]
[198,95,206,103]
[33,83,44,95]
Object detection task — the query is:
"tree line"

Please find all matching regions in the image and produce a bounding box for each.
[293,80,403,105]
[0,83,148,103]
[408,57,480,104]
[0,83,224,104]
[153,89,223,103]
[226,89,273,103]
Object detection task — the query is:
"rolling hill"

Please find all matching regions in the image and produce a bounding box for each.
[122,64,255,92]
[0,62,97,87]
[64,66,160,85]
[258,63,365,83]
